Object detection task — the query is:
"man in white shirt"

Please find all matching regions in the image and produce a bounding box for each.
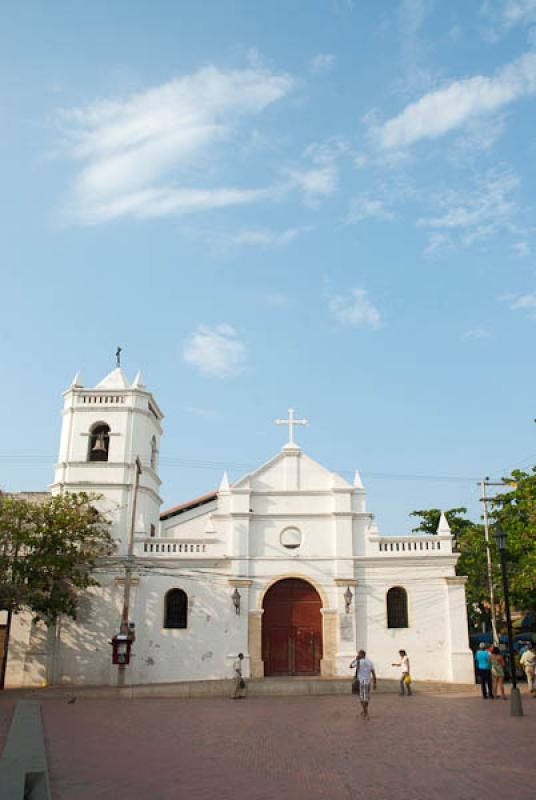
[350,649,377,719]
[231,652,246,699]
[520,643,536,695]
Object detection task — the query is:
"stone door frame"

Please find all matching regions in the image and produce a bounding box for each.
[248,574,337,678]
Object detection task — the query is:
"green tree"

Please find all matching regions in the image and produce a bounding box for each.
[489,468,536,613]
[0,494,36,613]
[410,506,475,543]
[0,492,114,623]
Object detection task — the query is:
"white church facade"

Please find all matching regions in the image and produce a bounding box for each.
[5,367,475,688]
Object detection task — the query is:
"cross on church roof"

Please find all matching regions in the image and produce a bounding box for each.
[275,408,308,447]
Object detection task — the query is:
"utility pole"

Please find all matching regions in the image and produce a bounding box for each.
[118,456,142,687]
[494,524,523,717]
[480,479,499,644]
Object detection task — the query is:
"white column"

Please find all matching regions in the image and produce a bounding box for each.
[445,576,474,683]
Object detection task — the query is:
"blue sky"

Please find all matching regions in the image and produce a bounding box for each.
[1,1,535,533]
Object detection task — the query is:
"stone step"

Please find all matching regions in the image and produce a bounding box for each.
[1,677,476,701]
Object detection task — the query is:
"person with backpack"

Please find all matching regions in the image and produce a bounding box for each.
[350,649,377,720]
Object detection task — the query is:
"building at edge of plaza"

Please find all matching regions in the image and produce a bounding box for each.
[4,366,475,688]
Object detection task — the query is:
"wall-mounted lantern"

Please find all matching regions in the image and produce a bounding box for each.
[232,588,241,615]
[344,586,353,614]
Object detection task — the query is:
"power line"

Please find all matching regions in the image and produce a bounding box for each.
[0,453,504,484]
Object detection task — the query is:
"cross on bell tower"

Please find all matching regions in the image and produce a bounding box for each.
[275,408,308,447]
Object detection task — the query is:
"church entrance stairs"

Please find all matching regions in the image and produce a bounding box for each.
[0,676,476,701]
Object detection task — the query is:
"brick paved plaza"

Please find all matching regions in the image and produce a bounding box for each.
[1,690,535,799]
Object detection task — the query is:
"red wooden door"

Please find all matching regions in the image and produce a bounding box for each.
[295,627,315,674]
[267,627,291,675]
[262,579,322,676]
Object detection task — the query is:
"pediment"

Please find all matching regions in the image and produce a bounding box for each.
[233,449,353,492]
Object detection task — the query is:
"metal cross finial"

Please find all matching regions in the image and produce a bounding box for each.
[115,346,122,368]
[275,407,308,446]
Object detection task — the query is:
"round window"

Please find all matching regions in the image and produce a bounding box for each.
[280,527,302,550]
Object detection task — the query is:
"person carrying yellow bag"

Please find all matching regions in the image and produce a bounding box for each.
[392,649,412,696]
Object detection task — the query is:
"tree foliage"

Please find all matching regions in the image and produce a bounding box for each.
[410,467,536,630]
[410,506,475,544]
[0,492,114,625]
[489,468,536,613]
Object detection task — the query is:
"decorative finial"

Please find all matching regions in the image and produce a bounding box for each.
[219,472,230,492]
[353,470,364,489]
[133,370,145,388]
[275,407,308,447]
[115,346,122,368]
[437,511,451,535]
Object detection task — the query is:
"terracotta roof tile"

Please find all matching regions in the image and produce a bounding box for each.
[160,491,217,520]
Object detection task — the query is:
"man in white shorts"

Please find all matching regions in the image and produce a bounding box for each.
[350,649,377,719]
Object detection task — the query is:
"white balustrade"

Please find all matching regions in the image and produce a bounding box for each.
[134,539,212,557]
[370,536,452,555]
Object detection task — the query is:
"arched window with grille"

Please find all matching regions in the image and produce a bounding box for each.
[88,422,110,462]
[164,589,187,629]
[386,586,408,628]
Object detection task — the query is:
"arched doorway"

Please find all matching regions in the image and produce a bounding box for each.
[262,578,322,676]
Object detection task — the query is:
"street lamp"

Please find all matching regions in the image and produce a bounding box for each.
[493,523,523,717]
[232,588,241,615]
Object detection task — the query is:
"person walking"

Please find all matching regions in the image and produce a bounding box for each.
[520,642,536,696]
[231,652,246,699]
[489,646,506,700]
[392,649,412,696]
[475,643,494,699]
[350,649,377,720]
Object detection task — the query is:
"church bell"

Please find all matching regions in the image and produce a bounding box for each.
[91,433,107,453]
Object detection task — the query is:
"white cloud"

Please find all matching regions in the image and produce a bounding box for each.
[422,231,454,259]
[329,288,382,329]
[58,65,295,223]
[346,195,394,224]
[463,326,492,340]
[451,115,507,157]
[285,165,338,205]
[374,51,536,149]
[509,292,536,317]
[480,1,536,41]
[188,225,311,252]
[418,168,520,245]
[309,53,336,74]
[226,226,312,247]
[183,324,247,378]
[304,136,353,165]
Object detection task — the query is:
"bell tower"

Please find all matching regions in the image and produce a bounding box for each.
[51,366,164,552]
